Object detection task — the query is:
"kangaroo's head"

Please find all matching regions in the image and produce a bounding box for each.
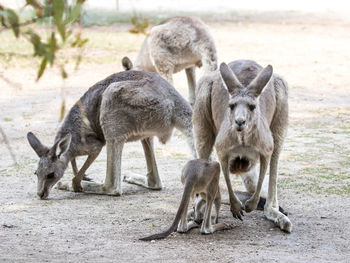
[219,62,273,133]
[27,132,72,199]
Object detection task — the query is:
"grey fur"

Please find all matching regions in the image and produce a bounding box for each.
[193,60,292,232]
[27,70,196,199]
[123,16,217,106]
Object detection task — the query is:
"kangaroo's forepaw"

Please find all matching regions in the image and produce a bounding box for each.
[72,178,83,192]
[244,198,258,213]
[230,199,244,221]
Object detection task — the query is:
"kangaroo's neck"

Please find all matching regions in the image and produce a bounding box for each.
[54,108,83,161]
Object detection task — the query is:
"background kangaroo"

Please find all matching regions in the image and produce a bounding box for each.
[193,60,292,232]
[140,159,225,241]
[122,16,217,106]
[27,70,196,199]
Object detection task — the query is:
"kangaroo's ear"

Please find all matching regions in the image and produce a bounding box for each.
[49,133,72,159]
[122,56,133,71]
[248,65,273,97]
[219,62,243,95]
[27,132,49,157]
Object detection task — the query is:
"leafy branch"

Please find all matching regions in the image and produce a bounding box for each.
[0,0,88,80]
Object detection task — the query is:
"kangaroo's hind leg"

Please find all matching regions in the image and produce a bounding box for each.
[123,137,162,190]
[264,137,292,233]
[264,84,292,233]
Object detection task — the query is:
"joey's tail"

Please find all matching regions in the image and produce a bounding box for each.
[234,191,288,216]
[140,180,195,241]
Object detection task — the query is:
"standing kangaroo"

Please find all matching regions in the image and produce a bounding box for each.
[122,16,217,106]
[27,70,196,199]
[140,159,225,241]
[193,60,292,232]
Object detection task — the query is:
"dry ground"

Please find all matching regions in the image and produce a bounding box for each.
[1,12,350,262]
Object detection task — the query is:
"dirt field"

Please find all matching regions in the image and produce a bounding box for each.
[1,12,350,262]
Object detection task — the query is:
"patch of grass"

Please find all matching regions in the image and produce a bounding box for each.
[277,164,350,196]
[287,151,319,163]
[326,184,350,195]
[278,178,308,190]
[303,167,333,176]
[339,159,350,167]
[0,26,142,68]
[0,169,13,177]
[22,113,33,120]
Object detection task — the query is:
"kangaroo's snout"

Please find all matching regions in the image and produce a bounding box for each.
[235,118,246,131]
[37,190,48,200]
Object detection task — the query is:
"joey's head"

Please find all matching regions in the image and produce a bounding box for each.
[27,132,72,199]
[219,62,273,132]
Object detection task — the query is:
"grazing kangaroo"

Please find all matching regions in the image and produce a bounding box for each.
[27,70,196,199]
[122,16,217,106]
[140,159,226,241]
[193,60,292,232]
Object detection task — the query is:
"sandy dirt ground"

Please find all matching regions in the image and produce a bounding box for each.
[1,12,350,262]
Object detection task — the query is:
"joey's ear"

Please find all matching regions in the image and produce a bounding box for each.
[122,56,133,71]
[27,132,49,157]
[248,65,273,97]
[219,62,243,95]
[49,133,72,159]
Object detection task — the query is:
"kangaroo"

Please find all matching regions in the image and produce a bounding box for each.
[27,70,196,199]
[140,159,226,241]
[122,16,217,106]
[193,60,292,233]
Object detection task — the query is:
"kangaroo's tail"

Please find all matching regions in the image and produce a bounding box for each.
[140,180,195,241]
[234,191,288,216]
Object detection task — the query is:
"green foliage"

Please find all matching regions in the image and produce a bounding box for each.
[0,0,88,80]
[129,16,149,35]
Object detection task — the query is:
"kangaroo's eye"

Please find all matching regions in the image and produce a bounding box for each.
[249,105,256,111]
[47,173,55,179]
[229,103,236,110]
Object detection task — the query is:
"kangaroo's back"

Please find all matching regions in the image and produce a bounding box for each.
[100,71,193,143]
[57,71,164,142]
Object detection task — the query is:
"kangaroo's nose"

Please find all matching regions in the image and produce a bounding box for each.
[38,191,46,200]
[235,118,246,126]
